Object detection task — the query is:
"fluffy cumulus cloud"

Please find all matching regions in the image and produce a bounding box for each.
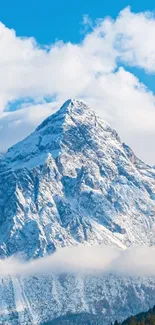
[0,101,58,151]
[0,7,155,163]
[1,245,155,278]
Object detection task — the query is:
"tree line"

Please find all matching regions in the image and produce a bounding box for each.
[113,306,155,325]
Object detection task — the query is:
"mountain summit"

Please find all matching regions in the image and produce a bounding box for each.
[0,99,155,258]
[2,99,109,169]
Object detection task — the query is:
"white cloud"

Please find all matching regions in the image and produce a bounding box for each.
[1,245,155,278]
[0,102,58,152]
[0,8,155,163]
[114,8,155,71]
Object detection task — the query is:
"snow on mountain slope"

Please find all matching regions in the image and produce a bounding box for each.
[0,99,155,324]
[0,99,155,258]
[0,275,155,325]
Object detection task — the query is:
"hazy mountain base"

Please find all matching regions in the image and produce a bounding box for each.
[43,313,105,325]
[0,275,155,325]
[43,306,155,325]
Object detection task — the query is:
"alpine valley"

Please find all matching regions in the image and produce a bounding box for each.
[0,99,155,324]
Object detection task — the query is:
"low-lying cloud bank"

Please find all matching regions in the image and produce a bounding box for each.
[0,245,155,278]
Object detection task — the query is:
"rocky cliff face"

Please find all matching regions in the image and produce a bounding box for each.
[0,99,155,324]
[0,99,155,259]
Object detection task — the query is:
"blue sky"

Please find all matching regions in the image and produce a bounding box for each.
[0,0,155,43]
[0,1,155,164]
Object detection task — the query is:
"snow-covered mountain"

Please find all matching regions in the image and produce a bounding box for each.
[0,99,155,324]
[0,99,155,258]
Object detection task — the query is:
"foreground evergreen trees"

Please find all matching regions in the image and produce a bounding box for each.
[117,306,155,325]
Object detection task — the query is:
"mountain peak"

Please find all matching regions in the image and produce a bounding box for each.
[1,99,100,170]
[0,99,122,172]
[59,99,90,114]
[36,99,90,133]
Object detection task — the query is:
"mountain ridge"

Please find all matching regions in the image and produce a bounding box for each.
[1,99,111,170]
